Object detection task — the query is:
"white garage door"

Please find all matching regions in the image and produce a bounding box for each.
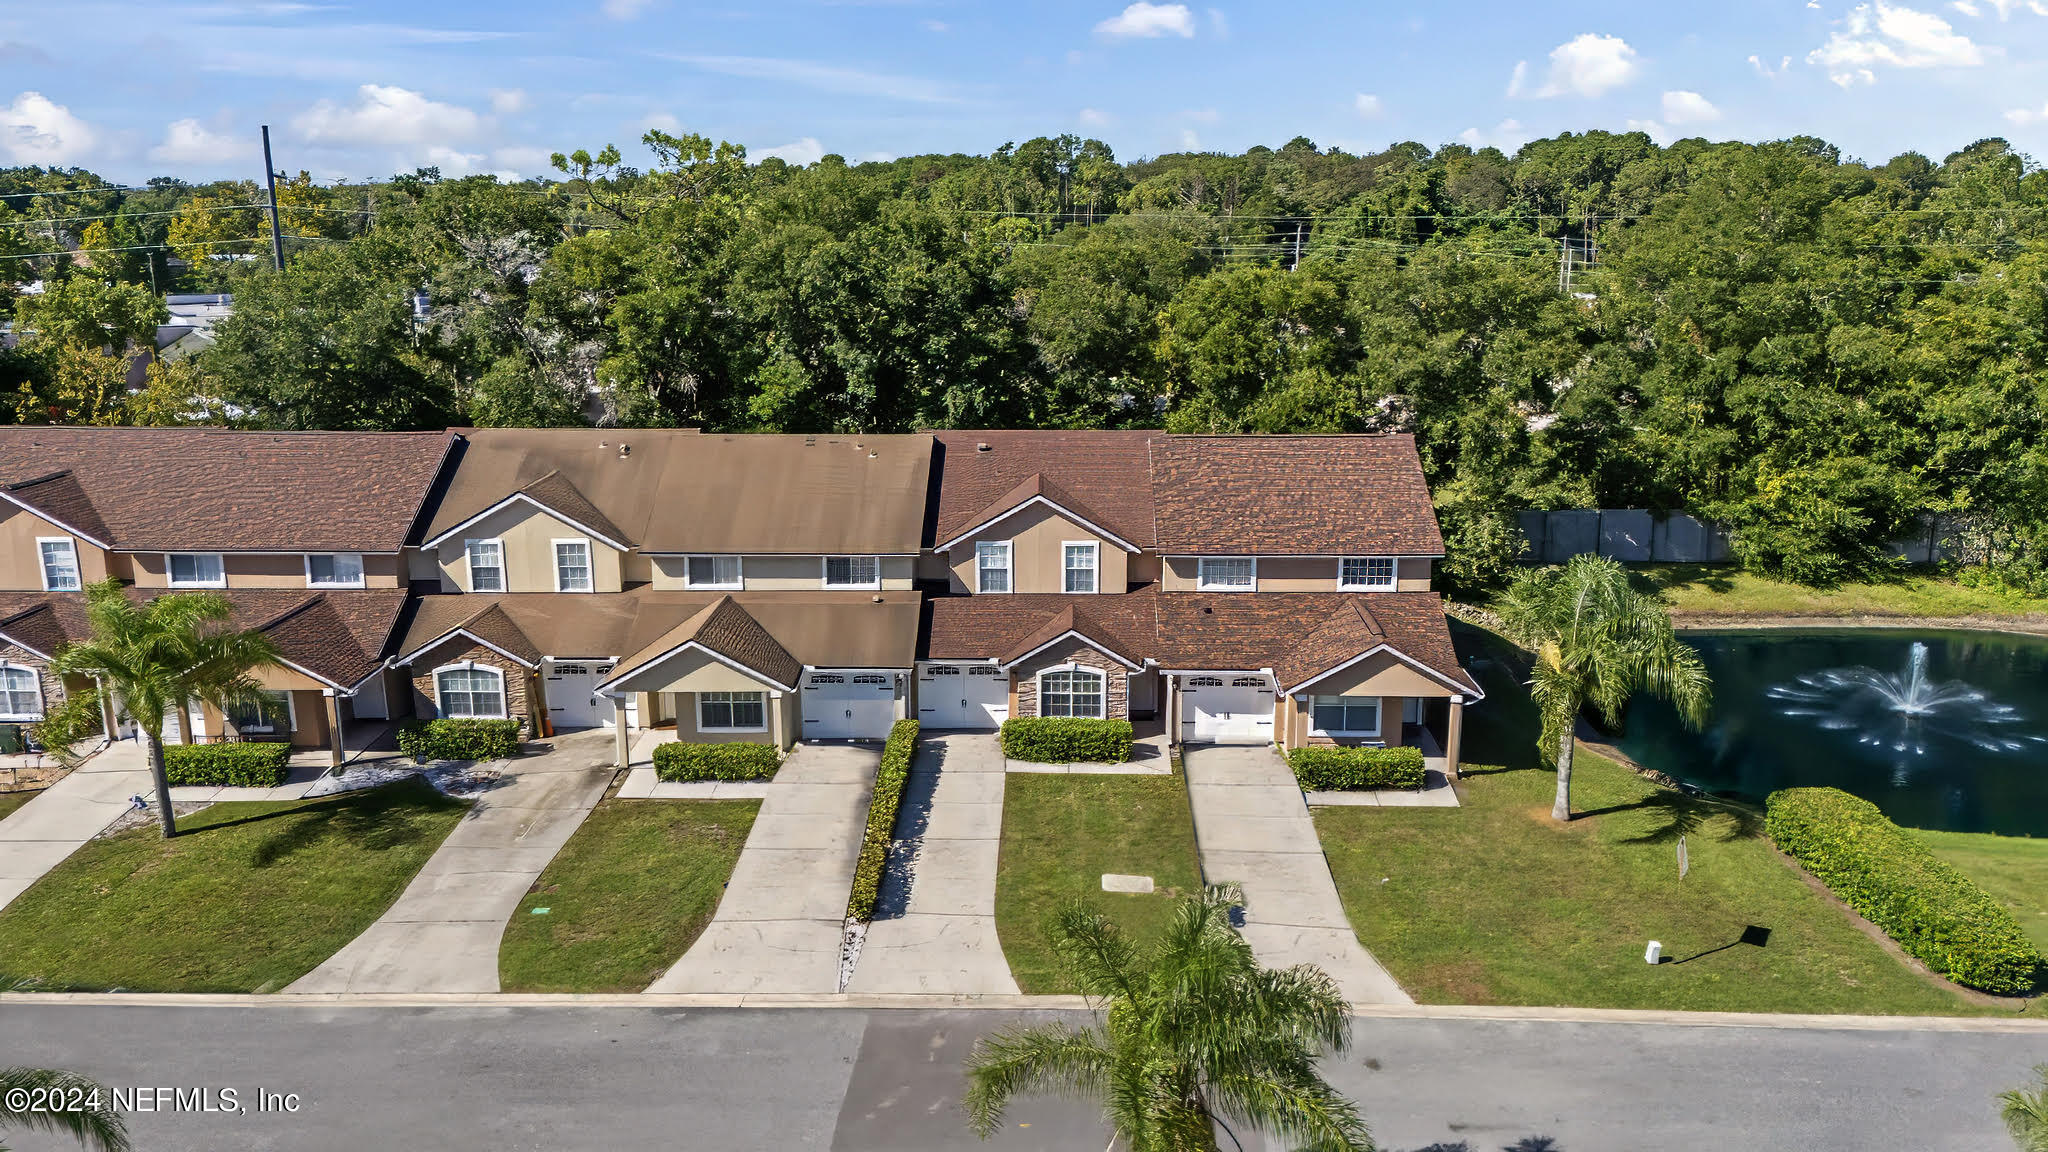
[802,672,897,740]
[1181,675,1276,744]
[545,662,614,730]
[916,663,1010,729]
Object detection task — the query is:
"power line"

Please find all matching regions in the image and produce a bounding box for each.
[0,235,353,262]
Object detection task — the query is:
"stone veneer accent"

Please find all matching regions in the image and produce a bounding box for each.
[0,643,64,720]
[408,639,534,732]
[1012,637,1130,720]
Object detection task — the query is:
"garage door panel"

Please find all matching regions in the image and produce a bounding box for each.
[1180,676,1275,744]
[803,672,897,739]
[916,663,1009,730]
[545,662,615,730]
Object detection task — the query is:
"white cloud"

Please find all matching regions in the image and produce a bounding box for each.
[1750,54,1792,76]
[758,137,825,165]
[0,91,97,165]
[426,145,485,174]
[1810,3,1988,86]
[1185,106,1219,122]
[1078,107,1110,126]
[293,84,482,145]
[1506,60,1529,97]
[1208,7,1229,37]
[1458,118,1529,151]
[491,145,555,176]
[2006,100,2048,123]
[1661,90,1722,124]
[1519,33,1641,98]
[1095,2,1196,40]
[922,19,948,32]
[1354,93,1384,118]
[149,118,246,166]
[661,55,955,103]
[1180,128,1200,150]
[489,88,527,115]
[642,111,683,135]
[601,0,656,19]
[1627,118,1673,145]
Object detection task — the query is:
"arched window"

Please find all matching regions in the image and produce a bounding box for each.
[436,664,507,719]
[0,664,42,720]
[1039,667,1105,719]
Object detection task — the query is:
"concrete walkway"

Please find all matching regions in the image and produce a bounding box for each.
[0,740,153,912]
[847,733,1018,995]
[285,730,617,994]
[648,743,879,994]
[1182,744,1412,1005]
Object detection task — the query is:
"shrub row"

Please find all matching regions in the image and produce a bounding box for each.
[1289,745,1427,791]
[399,718,523,763]
[999,717,1133,764]
[847,719,919,922]
[162,741,292,787]
[1766,787,2043,996]
[653,741,780,782]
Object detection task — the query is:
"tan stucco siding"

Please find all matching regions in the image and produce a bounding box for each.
[1282,693,1413,750]
[1298,650,1454,699]
[1162,555,1434,593]
[433,503,625,593]
[0,506,110,591]
[609,646,782,695]
[662,690,785,746]
[1160,556,1201,591]
[128,551,406,590]
[1398,557,1434,592]
[647,554,914,591]
[945,504,1128,595]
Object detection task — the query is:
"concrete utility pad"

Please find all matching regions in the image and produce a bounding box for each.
[1101,873,1155,893]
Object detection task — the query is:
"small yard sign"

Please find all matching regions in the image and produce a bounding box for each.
[1677,836,1689,880]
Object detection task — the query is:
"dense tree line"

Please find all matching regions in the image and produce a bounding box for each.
[2,130,2045,591]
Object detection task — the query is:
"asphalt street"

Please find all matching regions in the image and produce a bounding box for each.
[0,1005,2041,1151]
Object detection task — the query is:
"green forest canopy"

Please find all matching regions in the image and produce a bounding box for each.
[2,129,2045,590]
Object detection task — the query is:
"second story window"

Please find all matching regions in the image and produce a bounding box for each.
[975,542,1011,593]
[824,555,880,589]
[1196,557,1255,592]
[306,553,365,588]
[1063,542,1099,593]
[167,552,225,588]
[685,555,742,589]
[37,538,80,591]
[554,539,594,592]
[465,539,504,592]
[1340,556,1397,591]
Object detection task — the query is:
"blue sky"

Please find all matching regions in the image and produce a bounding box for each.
[3,0,2047,182]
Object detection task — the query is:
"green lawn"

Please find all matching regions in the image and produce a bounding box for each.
[1637,564,2048,621]
[0,779,467,993]
[500,798,758,993]
[0,789,39,823]
[1915,830,2048,956]
[1312,622,2000,1016]
[996,771,1204,993]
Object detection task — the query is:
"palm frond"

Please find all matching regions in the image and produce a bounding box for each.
[1051,904,1142,1003]
[0,1067,131,1152]
[1205,1069,1374,1152]
[962,1023,1114,1139]
[2001,1065,2048,1152]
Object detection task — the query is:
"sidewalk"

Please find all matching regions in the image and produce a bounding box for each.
[648,743,878,994]
[847,733,1018,995]
[0,741,154,913]
[1183,744,1413,1005]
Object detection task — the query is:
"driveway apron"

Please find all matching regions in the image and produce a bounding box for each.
[0,741,154,913]
[846,732,1018,995]
[647,742,879,994]
[284,730,616,994]
[1182,744,1413,1005]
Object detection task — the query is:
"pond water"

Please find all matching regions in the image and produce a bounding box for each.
[1616,630,2048,836]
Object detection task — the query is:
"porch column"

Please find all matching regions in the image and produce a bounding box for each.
[1445,695,1465,780]
[1164,675,1178,746]
[324,690,345,768]
[770,692,790,753]
[610,695,631,768]
[95,676,116,740]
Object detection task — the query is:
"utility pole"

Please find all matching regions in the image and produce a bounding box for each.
[260,125,285,272]
[1558,234,1571,295]
[1290,221,1304,271]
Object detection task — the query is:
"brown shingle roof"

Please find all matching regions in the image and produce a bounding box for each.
[924,592,1156,667]
[515,471,630,548]
[0,596,88,657]
[931,430,1161,549]
[1149,435,1444,555]
[0,428,452,553]
[609,596,804,689]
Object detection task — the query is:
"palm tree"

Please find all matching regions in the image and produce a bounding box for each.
[51,578,280,838]
[2001,1064,2048,1151]
[963,886,1372,1152]
[0,1067,130,1151]
[1496,554,1712,822]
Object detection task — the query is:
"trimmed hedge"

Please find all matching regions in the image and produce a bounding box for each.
[999,717,1134,764]
[1289,745,1427,791]
[399,718,523,763]
[1766,787,2043,996]
[653,741,780,782]
[847,719,919,922]
[162,741,292,788]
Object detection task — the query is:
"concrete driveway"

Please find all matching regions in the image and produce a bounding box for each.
[846,732,1018,995]
[1182,744,1412,1005]
[0,740,154,913]
[648,742,879,994]
[285,729,617,994]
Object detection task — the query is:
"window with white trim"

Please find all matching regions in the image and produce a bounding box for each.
[685,554,743,589]
[975,541,1011,593]
[1063,542,1098,594]
[699,690,766,731]
[465,539,504,592]
[1339,556,1396,591]
[1039,667,1105,718]
[166,553,225,588]
[436,666,507,719]
[1196,557,1255,591]
[37,538,79,591]
[0,664,42,719]
[228,689,292,734]
[824,555,880,588]
[1312,695,1381,736]
[554,539,593,592]
[306,552,365,588]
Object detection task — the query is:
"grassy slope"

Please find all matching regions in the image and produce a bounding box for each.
[500,798,758,993]
[0,779,467,993]
[1639,565,2048,621]
[1914,830,2048,956]
[0,789,40,823]
[996,771,1204,994]
[1315,623,1991,1015]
